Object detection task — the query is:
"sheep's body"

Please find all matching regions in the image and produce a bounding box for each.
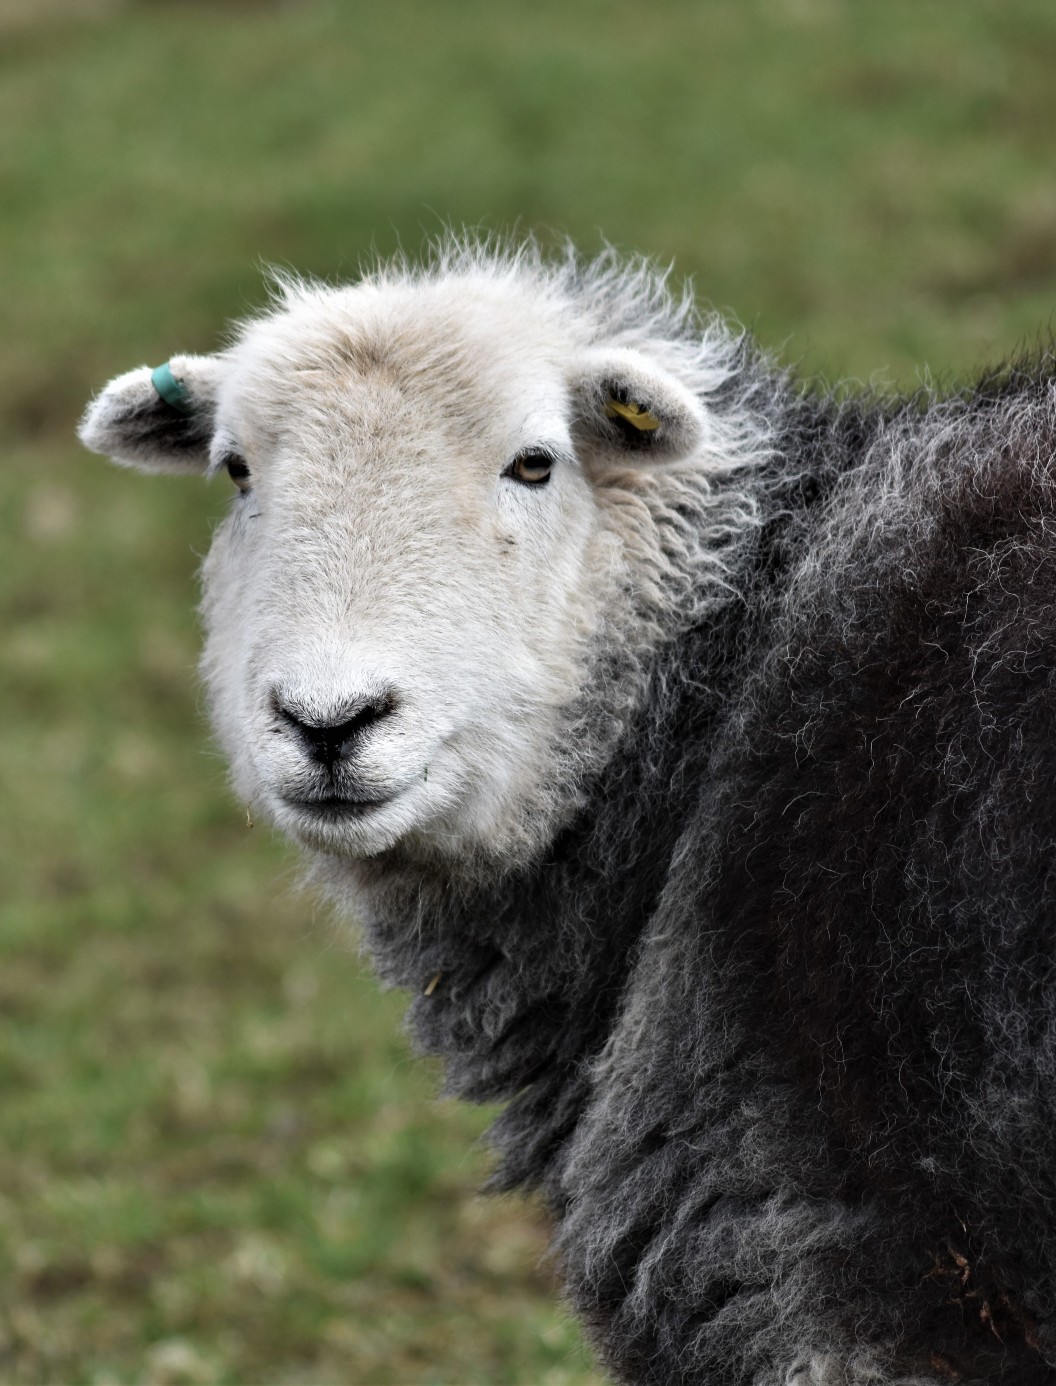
[557,375,1056,1385]
[80,243,1056,1384]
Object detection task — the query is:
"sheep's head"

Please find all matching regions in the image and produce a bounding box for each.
[80,257,755,873]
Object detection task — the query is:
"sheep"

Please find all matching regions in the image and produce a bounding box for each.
[79,238,1056,1385]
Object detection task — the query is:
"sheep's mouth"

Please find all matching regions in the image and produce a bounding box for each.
[281,793,390,817]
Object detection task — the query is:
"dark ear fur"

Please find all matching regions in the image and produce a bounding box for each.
[78,353,221,475]
[570,347,707,463]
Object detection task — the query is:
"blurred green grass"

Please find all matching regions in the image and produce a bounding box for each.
[3,0,1056,1381]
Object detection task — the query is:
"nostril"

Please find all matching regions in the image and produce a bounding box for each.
[270,688,397,767]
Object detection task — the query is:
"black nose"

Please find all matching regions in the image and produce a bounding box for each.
[272,689,396,769]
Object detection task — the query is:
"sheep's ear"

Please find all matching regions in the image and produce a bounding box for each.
[570,348,706,464]
[78,353,221,475]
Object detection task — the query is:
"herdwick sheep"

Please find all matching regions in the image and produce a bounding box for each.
[80,239,1056,1385]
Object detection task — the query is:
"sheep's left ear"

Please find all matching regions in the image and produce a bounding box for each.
[78,353,222,475]
[569,348,706,463]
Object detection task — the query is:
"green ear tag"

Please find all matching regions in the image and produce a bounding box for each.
[151,362,192,414]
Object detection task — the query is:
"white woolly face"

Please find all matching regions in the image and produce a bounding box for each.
[204,286,605,865]
[80,258,759,871]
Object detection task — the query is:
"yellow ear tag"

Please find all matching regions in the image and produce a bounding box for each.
[606,397,661,432]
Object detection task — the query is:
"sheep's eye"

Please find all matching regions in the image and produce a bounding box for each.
[224,456,252,493]
[505,450,553,487]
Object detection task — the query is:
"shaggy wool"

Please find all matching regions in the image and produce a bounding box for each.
[81,243,1056,1384]
[334,356,1056,1384]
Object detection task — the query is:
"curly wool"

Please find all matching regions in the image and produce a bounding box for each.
[319,345,1056,1385]
[81,236,1056,1384]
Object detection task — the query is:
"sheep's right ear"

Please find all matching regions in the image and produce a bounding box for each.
[78,353,221,475]
[569,347,708,465]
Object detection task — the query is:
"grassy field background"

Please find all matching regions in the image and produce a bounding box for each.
[3,1,1056,1381]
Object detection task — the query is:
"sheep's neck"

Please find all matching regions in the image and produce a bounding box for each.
[342,609,741,1195]
[343,394,851,1194]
